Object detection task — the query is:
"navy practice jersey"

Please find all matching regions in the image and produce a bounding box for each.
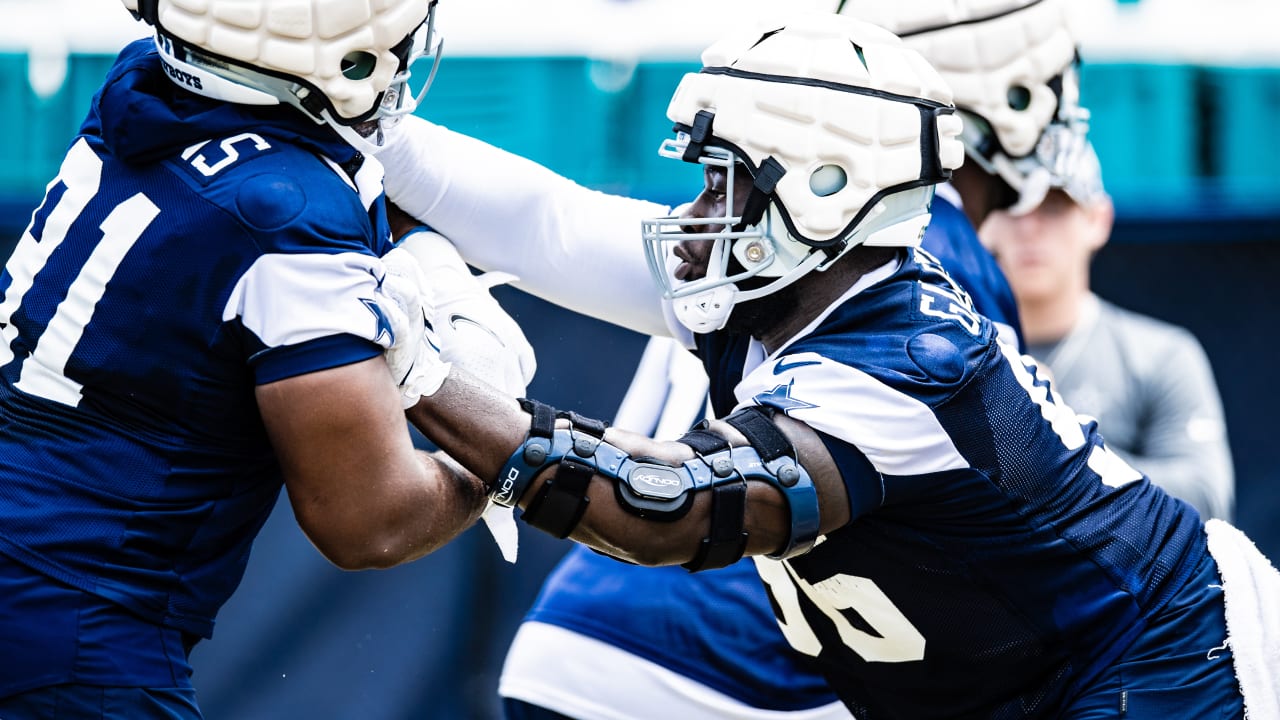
[517,196,1026,712]
[923,194,1022,351]
[0,37,397,675]
[694,249,1205,718]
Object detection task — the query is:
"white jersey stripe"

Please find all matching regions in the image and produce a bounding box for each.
[223,251,389,350]
[736,351,970,476]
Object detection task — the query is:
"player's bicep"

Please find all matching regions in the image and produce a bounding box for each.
[770,413,853,533]
[257,356,419,559]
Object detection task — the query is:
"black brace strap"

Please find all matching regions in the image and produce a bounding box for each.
[518,398,556,439]
[675,407,792,572]
[724,406,790,462]
[682,110,716,163]
[561,411,608,438]
[681,477,748,572]
[521,457,593,539]
[678,429,730,456]
[675,424,748,572]
[736,156,787,230]
[511,399,609,538]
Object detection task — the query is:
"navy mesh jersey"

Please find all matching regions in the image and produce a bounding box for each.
[695,249,1204,718]
[519,193,1029,711]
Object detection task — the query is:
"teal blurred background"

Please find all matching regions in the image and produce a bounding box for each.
[4,55,1280,231]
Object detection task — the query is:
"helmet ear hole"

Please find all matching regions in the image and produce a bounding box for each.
[342,51,378,80]
[809,164,848,198]
[1007,85,1032,111]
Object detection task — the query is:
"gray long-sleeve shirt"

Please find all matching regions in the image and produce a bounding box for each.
[1027,294,1235,520]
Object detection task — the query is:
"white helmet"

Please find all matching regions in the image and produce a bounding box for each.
[641,13,964,334]
[838,0,1091,214]
[122,0,440,138]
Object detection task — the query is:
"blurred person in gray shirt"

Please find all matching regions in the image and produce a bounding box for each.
[981,144,1234,521]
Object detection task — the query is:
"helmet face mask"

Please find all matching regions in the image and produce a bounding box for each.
[375,7,443,124]
[642,142,777,302]
[350,14,442,143]
[643,139,841,335]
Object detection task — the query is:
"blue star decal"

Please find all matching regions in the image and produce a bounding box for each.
[753,379,817,416]
[360,297,394,345]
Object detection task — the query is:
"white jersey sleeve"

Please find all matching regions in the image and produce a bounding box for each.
[377,115,674,338]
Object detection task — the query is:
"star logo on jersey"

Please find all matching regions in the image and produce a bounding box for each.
[753,379,817,416]
[360,297,394,345]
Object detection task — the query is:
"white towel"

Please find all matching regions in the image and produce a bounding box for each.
[1205,519,1280,720]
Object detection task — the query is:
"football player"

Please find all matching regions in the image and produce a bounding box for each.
[385,13,1271,718]
[0,1,532,717]
[386,1,1056,716]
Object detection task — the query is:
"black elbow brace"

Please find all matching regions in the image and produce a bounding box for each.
[493,399,819,571]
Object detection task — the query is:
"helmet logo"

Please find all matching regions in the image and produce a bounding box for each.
[159,58,204,92]
[628,465,686,499]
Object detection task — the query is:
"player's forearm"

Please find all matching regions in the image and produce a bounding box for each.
[407,375,794,566]
[290,451,490,570]
[378,116,673,337]
[406,369,531,485]
[404,372,706,565]
[400,450,492,559]
[563,457,791,567]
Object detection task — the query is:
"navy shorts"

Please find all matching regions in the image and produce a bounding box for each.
[0,686,201,720]
[1063,550,1243,718]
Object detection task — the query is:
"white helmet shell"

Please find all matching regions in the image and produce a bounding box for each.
[122,0,437,126]
[642,13,965,333]
[666,14,962,245]
[840,0,1079,158]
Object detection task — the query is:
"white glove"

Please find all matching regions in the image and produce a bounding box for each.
[379,246,451,408]
[397,229,536,563]
[397,230,536,395]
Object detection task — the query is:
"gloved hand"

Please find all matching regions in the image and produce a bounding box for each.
[379,246,451,408]
[397,229,536,395]
[397,228,537,563]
